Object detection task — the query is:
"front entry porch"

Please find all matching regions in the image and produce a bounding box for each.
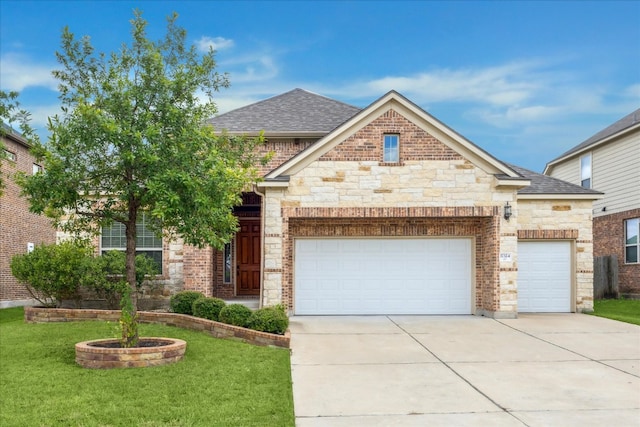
[211,192,263,300]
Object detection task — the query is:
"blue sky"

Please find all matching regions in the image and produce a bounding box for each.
[1,0,638,172]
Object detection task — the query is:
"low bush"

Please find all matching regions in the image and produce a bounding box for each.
[192,297,226,321]
[170,291,204,315]
[247,305,289,335]
[10,241,94,307]
[218,304,252,327]
[88,251,160,308]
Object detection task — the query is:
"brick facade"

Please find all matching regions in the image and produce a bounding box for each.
[320,109,462,162]
[1,134,57,305]
[283,211,500,312]
[593,208,640,294]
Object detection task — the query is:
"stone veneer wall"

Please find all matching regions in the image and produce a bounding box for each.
[593,207,640,295]
[517,199,595,311]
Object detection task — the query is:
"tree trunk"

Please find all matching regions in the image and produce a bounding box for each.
[123,208,139,347]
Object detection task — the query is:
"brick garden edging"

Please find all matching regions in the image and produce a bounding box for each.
[24,307,290,349]
[75,337,186,369]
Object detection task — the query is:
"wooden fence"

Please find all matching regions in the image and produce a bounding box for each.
[593,255,619,299]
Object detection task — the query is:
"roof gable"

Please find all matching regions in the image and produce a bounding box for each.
[207,88,361,136]
[265,90,519,180]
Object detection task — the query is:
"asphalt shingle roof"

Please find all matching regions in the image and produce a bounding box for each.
[549,108,640,163]
[508,164,602,195]
[207,88,362,134]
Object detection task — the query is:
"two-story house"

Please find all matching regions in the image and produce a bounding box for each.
[1,126,57,307]
[544,109,640,296]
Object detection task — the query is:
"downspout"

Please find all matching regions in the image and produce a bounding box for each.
[253,184,266,309]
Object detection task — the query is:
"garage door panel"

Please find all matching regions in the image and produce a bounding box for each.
[518,241,571,313]
[294,238,472,315]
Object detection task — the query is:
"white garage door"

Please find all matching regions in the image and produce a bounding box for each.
[294,238,472,315]
[518,241,571,312]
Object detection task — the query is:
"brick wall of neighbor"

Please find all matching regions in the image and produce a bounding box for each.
[593,207,640,294]
[1,135,57,304]
[517,199,595,311]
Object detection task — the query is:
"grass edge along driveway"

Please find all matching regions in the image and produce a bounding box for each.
[590,298,640,326]
[0,307,294,427]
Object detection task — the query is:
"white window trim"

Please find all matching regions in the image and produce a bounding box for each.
[624,218,639,264]
[100,214,164,271]
[383,134,400,163]
[580,153,591,189]
[3,149,16,162]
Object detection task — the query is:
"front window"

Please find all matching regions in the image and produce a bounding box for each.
[101,212,163,271]
[223,242,232,283]
[625,218,639,264]
[3,149,16,161]
[383,134,399,163]
[580,153,591,188]
[32,163,43,174]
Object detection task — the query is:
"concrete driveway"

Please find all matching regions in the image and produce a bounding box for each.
[289,314,640,426]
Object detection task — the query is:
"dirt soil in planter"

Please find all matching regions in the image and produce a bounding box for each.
[88,339,175,348]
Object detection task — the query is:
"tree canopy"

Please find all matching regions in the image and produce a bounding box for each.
[18,11,265,345]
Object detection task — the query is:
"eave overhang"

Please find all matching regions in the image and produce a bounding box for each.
[517,193,604,200]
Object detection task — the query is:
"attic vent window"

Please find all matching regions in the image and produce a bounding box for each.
[383,134,399,163]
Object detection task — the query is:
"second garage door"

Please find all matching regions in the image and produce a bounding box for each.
[518,241,572,312]
[294,238,472,315]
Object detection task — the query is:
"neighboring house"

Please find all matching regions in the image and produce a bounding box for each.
[544,109,640,296]
[0,126,57,307]
[167,88,601,318]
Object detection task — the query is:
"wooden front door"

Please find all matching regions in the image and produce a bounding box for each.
[236,220,261,295]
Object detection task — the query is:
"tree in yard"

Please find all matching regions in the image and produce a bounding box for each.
[18,11,265,347]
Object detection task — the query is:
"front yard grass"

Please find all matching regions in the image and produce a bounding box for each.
[590,298,640,326]
[0,307,294,427]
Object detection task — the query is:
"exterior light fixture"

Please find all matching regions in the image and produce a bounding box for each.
[504,202,512,221]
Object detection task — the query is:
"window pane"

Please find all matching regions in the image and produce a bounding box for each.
[626,219,639,245]
[626,246,638,263]
[137,250,162,272]
[224,243,232,283]
[580,154,591,188]
[383,135,399,162]
[102,213,162,257]
[101,221,126,249]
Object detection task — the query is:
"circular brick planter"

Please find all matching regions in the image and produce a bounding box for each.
[75,337,186,369]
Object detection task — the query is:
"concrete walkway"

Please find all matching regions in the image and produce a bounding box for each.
[290,314,640,426]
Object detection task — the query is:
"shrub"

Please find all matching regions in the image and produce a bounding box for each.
[82,251,160,309]
[10,241,94,307]
[218,304,252,327]
[247,305,289,335]
[192,297,226,321]
[170,291,204,315]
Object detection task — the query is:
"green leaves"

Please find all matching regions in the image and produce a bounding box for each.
[17,10,265,323]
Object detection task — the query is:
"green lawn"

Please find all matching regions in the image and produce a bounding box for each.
[0,307,294,427]
[591,299,640,326]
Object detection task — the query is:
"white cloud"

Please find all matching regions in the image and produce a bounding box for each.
[0,53,57,91]
[220,53,279,83]
[624,83,640,99]
[195,36,234,53]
